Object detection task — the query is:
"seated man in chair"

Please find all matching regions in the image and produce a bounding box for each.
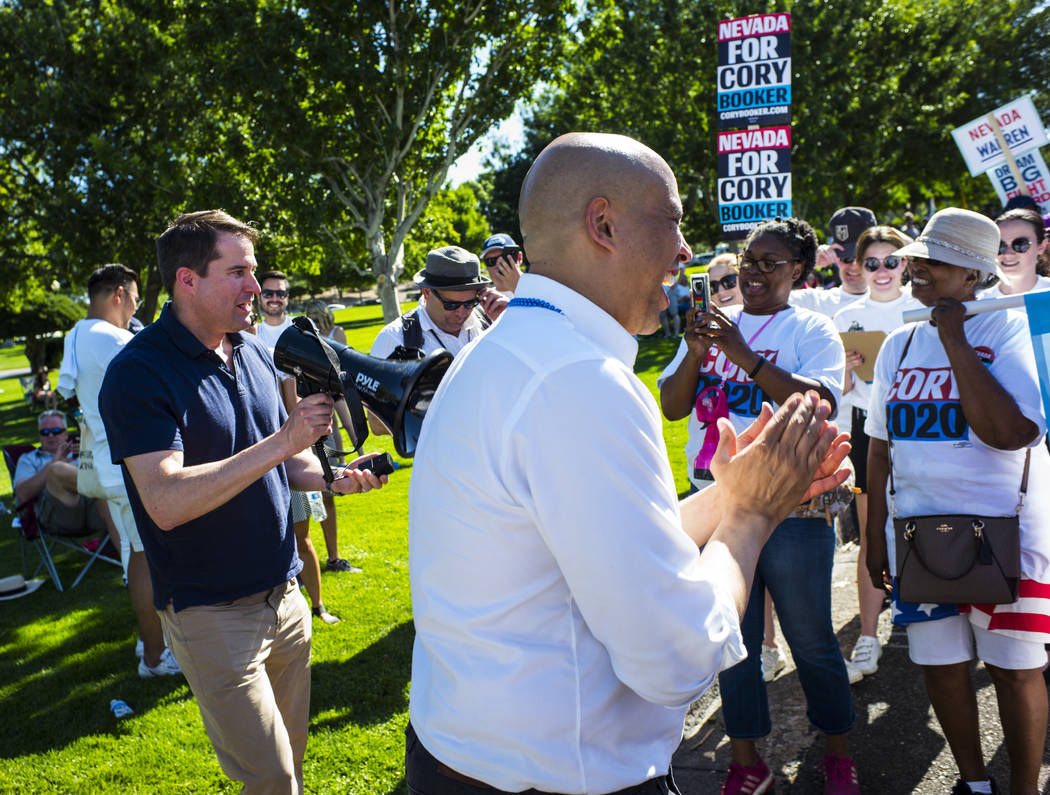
[13,409,112,540]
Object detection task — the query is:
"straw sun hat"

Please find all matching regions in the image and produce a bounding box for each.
[894,208,1000,275]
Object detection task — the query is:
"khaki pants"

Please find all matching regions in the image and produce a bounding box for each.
[160,579,312,795]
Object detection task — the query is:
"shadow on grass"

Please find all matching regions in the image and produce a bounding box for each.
[310,620,414,730]
[0,397,38,445]
[0,579,191,759]
[635,335,682,375]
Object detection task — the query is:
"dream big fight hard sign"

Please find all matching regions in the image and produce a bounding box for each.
[716,13,792,240]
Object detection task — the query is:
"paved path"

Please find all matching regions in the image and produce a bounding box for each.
[672,542,1050,793]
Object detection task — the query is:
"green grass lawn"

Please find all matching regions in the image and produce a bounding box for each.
[0,305,691,794]
[0,343,30,374]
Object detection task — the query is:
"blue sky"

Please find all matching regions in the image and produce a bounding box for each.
[447,112,526,186]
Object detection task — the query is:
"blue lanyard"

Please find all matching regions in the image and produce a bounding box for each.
[507,297,564,315]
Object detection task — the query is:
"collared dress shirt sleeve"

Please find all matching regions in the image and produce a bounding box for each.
[502,355,745,706]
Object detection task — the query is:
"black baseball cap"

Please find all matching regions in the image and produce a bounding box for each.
[826,207,877,260]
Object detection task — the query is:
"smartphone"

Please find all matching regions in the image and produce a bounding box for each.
[690,273,710,315]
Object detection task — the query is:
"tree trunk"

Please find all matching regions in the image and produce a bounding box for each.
[367,228,405,323]
[140,261,165,324]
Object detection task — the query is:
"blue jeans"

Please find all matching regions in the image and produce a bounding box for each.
[718,517,855,739]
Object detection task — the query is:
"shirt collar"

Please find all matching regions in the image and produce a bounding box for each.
[158,301,247,360]
[513,273,639,368]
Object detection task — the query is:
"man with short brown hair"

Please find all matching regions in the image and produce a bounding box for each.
[101,210,386,794]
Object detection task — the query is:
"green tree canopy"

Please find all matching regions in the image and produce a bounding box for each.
[483,0,1050,248]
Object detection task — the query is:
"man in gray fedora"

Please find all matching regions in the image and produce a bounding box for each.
[370,245,507,360]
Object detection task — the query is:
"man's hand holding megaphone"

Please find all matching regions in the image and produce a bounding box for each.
[282,393,388,494]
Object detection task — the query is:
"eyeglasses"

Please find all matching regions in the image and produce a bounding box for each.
[862,255,904,272]
[998,237,1032,255]
[430,289,480,311]
[710,273,739,293]
[39,427,66,436]
[838,256,855,265]
[261,289,289,299]
[740,254,793,274]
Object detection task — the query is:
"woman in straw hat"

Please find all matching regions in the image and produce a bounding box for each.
[864,208,1050,795]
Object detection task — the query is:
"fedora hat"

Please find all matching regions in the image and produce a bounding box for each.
[894,208,999,275]
[0,574,45,601]
[414,246,492,290]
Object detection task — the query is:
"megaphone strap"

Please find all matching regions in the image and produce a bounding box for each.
[289,316,368,462]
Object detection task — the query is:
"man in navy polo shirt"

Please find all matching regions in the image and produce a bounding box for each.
[99,209,386,794]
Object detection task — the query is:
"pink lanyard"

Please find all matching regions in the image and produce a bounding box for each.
[718,310,779,385]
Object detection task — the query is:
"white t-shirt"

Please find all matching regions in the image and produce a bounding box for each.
[833,292,922,415]
[59,318,134,491]
[977,275,1050,308]
[789,285,868,318]
[408,273,744,794]
[657,305,844,491]
[864,311,1050,580]
[256,316,293,380]
[370,303,485,359]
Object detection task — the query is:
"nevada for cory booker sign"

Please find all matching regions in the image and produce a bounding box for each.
[716,13,791,130]
[716,12,792,240]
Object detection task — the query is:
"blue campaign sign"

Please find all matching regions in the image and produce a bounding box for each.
[717,126,792,240]
[1025,290,1050,424]
[717,13,791,130]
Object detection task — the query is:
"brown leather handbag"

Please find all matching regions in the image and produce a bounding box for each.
[887,329,1027,605]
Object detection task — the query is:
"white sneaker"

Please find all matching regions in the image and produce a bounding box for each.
[849,635,882,676]
[138,647,182,678]
[844,659,863,685]
[761,644,786,682]
[135,638,144,659]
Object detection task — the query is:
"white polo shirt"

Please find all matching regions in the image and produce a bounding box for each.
[407,273,745,794]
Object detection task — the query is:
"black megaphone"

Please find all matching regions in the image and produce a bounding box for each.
[273,318,452,460]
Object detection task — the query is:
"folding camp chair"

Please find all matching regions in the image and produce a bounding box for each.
[3,444,121,592]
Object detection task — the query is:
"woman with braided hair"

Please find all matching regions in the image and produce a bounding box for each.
[660,217,857,793]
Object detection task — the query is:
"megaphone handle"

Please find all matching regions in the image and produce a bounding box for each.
[313,435,337,486]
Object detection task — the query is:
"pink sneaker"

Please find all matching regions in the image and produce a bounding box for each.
[721,757,774,794]
[821,753,859,794]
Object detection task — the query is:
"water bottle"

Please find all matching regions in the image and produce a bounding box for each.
[110,698,133,719]
[306,491,327,522]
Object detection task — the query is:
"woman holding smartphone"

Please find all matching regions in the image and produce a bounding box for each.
[659,218,857,793]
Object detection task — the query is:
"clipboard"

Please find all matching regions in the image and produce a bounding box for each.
[839,331,886,383]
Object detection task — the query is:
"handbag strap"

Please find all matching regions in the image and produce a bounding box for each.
[885,329,917,516]
[885,326,1032,517]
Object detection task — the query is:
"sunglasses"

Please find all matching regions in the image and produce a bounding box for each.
[484,248,520,266]
[740,255,793,274]
[710,273,739,293]
[998,237,1032,255]
[431,289,480,311]
[862,255,903,272]
[39,427,66,436]
[261,289,289,299]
